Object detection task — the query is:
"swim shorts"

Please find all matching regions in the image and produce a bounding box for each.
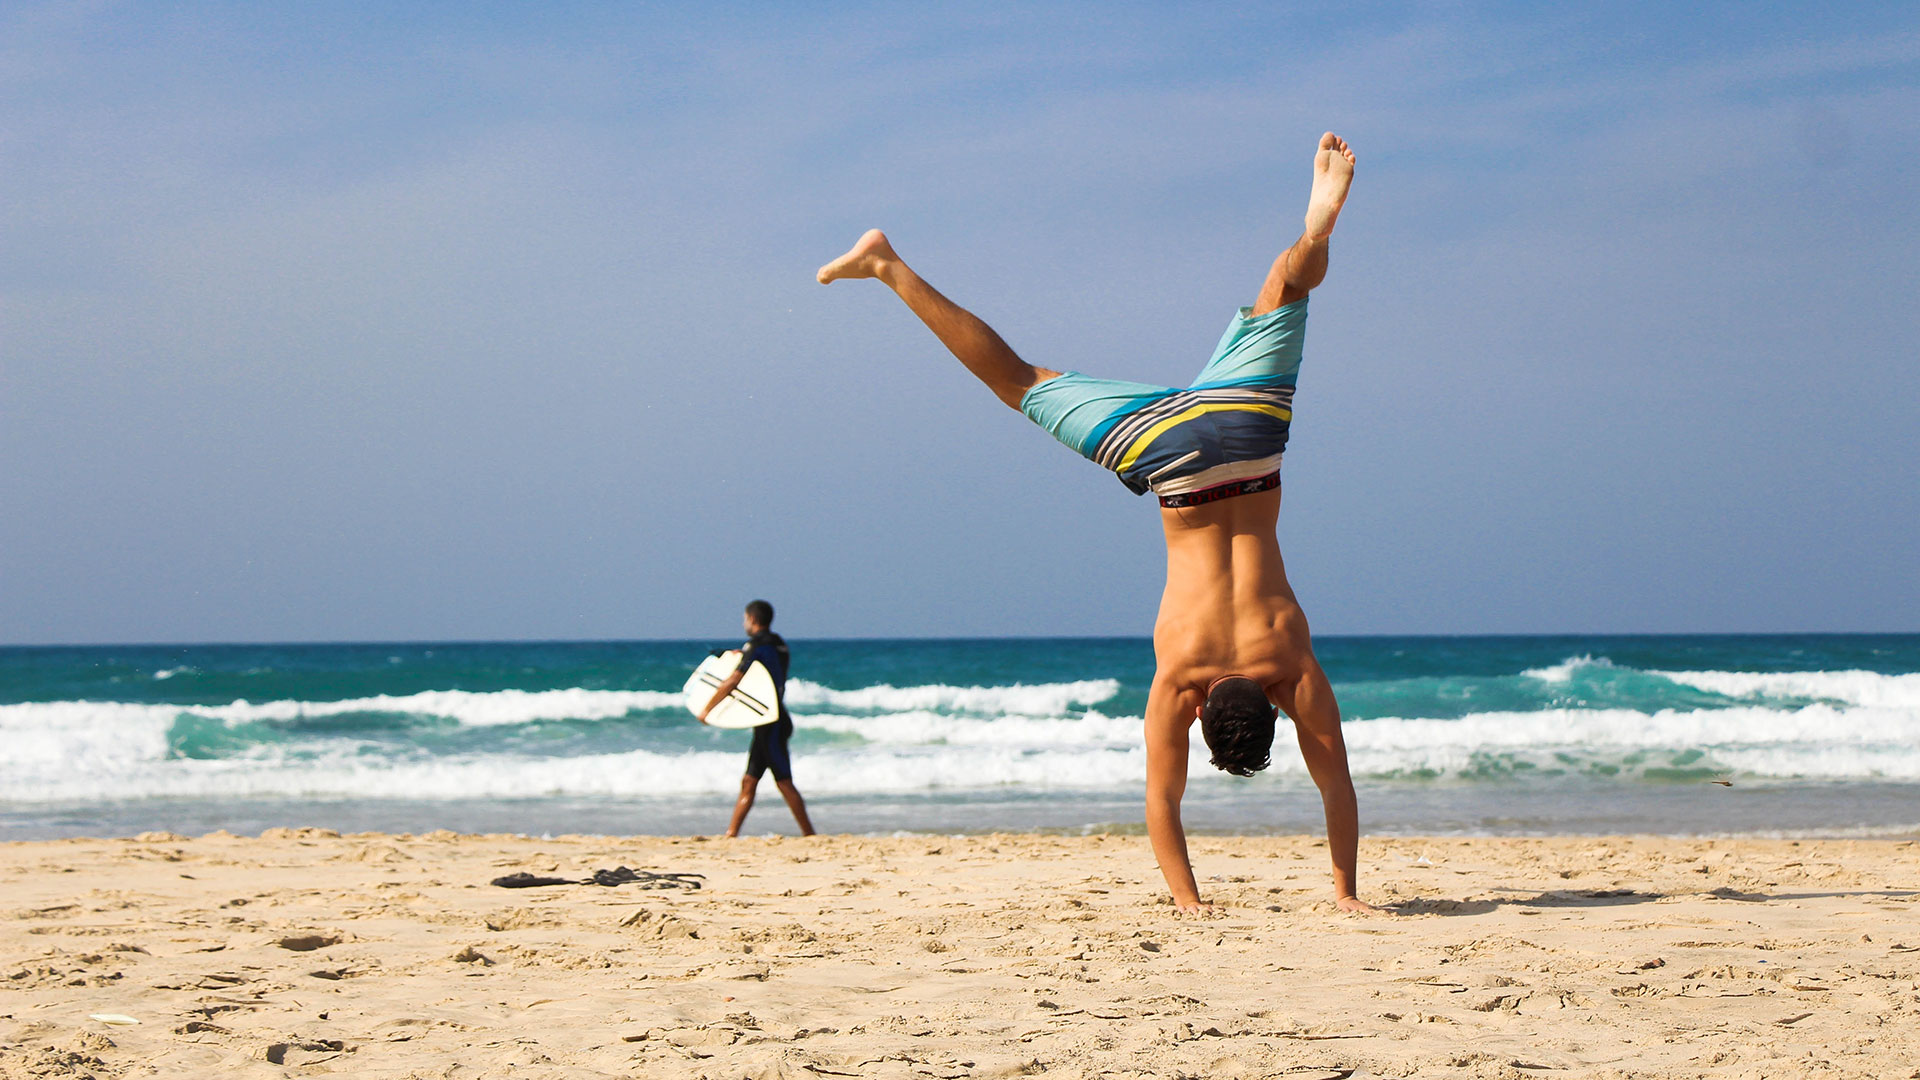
[1018,299,1304,498]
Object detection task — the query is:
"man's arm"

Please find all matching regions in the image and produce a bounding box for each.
[698,670,744,723]
[1293,721,1369,909]
[1285,674,1377,913]
[1144,677,1210,913]
[698,649,756,723]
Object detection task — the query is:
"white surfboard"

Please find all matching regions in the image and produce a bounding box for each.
[683,650,782,729]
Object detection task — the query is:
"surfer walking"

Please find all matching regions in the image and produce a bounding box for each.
[818,133,1374,913]
[699,600,816,837]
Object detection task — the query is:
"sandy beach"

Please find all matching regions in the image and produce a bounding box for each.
[3,830,1915,1079]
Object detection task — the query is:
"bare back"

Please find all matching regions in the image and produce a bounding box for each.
[1152,487,1310,698]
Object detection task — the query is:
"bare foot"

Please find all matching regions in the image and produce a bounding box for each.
[1336,894,1383,915]
[1303,132,1355,242]
[817,228,900,284]
[1173,900,1219,917]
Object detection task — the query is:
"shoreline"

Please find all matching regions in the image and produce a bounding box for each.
[10,821,1920,843]
[10,778,1920,844]
[4,830,1915,1078]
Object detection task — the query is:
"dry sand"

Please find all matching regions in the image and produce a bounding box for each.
[2,830,1915,1079]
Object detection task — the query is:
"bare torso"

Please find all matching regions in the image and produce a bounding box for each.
[1152,487,1307,700]
[1142,483,1360,912]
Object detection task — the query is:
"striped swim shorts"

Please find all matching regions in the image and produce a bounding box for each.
[1018,298,1305,499]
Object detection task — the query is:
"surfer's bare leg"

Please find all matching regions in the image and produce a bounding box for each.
[1252,132,1355,316]
[775,779,816,836]
[818,229,1059,410]
[725,775,757,838]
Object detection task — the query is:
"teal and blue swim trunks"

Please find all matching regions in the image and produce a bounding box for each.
[1019,298,1305,503]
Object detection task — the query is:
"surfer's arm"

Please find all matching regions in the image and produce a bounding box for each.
[1144,677,1210,913]
[698,670,746,723]
[700,647,764,722]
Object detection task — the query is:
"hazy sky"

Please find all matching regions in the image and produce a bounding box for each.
[3,2,1916,643]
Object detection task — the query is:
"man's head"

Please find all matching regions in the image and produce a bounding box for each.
[743,599,775,634]
[1198,676,1277,776]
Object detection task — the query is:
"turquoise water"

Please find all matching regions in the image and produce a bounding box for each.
[4,635,1917,839]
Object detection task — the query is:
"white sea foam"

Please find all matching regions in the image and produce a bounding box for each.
[1520,655,1920,711]
[0,742,1155,803]
[1330,704,1920,781]
[799,709,1138,748]
[1652,669,1920,709]
[783,678,1120,715]
[0,689,685,734]
[1520,655,1617,682]
[0,702,177,773]
[0,679,1120,736]
[3,671,1917,804]
[6,697,1916,803]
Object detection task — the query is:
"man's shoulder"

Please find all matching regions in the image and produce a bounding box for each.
[743,632,789,658]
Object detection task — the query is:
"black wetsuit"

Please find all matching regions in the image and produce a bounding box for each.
[737,631,794,782]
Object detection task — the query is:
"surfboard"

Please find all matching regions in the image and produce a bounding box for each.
[683,650,782,729]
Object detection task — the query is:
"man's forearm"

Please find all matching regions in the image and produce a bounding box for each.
[1146,791,1201,906]
[1142,677,1205,910]
[1320,777,1360,898]
[701,673,744,717]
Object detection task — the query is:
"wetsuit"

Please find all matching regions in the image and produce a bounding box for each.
[737,630,795,782]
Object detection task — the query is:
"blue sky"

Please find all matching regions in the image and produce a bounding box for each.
[3,2,1916,643]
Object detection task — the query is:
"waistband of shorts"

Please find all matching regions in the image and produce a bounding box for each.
[1157,470,1281,508]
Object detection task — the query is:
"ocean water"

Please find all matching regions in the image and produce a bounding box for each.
[3,635,1917,841]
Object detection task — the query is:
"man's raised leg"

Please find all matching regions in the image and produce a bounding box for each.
[1250,132,1356,316]
[818,229,1058,410]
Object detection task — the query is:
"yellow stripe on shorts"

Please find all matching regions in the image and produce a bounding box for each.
[1112,402,1293,475]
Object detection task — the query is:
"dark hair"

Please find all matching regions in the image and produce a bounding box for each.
[744,599,774,627]
[1199,677,1277,776]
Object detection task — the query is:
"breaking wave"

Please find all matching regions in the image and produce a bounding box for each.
[1,659,1915,803]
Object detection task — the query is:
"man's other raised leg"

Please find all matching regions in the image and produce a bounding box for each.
[1251,132,1356,316]
[819,229,1059,410]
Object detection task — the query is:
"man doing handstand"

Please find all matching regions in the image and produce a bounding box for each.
[819,133,1375,914]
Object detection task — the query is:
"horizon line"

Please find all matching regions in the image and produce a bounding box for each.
[4,629,1918,650]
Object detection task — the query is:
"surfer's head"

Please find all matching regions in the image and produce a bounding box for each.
[744,599,774,633]
[1198,675,1277,777]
